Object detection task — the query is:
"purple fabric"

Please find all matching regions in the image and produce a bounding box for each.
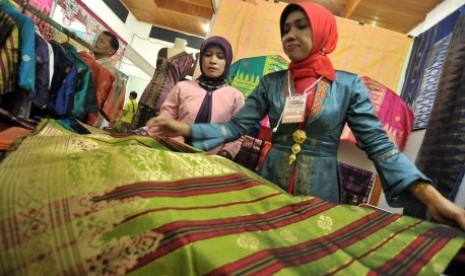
[30,33,50,109]
[338,162,376,205]
[194,91,212,124]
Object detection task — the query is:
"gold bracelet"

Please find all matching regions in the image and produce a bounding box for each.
[411,182,430,195]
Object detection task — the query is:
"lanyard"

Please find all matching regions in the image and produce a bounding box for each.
[273,73,323,133]
[287,72,323,97]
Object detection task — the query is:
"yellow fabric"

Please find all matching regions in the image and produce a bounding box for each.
[210,0,412,90]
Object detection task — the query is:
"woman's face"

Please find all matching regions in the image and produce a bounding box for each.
[281,10,313,62]
[201,45,226,78]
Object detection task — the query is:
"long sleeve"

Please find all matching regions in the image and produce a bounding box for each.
[215,91,246,158]
[158,84,181,120]
[346,76,430,206]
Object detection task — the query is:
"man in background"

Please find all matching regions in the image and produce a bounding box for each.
[82,30,126,127]
[92,30,119,76]
[121,91,138,131]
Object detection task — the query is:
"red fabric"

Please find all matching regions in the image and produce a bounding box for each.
[78,51,115,125]
[79,52,114,109]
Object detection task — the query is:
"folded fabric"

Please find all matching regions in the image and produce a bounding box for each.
[0,126,32,150]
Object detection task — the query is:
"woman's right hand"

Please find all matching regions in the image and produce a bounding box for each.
[146,117,191,138]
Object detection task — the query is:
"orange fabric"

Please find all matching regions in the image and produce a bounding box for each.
[79,51,115,126]
[101,78,126,122]
[79,52,115,109]
[0,127,32,150]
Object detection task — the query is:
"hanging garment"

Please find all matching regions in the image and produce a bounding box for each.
[83,55,126,126]
[52,63,77,116]
[61,48,97,120]
[409,14,465,219]
[78,51,114,120]
[400,9,461,129]
[0,2,36,92]
[48,40,73,104]
[132,48,194,128]
[101,70,126,124]
[0,9,19,95]
[30,32,50,109]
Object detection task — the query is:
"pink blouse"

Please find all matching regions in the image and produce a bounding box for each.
[159,80,245,156]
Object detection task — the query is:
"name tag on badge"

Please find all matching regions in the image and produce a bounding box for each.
[282,95,307,123]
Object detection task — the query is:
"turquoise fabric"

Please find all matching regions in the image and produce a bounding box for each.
[64,48,98,119]
[191,70,429,206]
[0,2,35,92]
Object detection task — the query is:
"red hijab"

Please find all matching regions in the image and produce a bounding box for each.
[280,3,338,92]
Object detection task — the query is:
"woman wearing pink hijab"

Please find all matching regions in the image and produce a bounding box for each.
[148,2,465,230]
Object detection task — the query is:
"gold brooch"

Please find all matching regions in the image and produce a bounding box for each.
[289,129,307,165]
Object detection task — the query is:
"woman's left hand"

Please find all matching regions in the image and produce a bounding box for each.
[410,182,465,230]
[146,117,191,138]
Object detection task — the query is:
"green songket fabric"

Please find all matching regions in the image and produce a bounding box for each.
[0,119,464,275]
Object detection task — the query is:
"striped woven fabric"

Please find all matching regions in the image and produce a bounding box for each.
[0,10,19,95]
[0,119,464,275]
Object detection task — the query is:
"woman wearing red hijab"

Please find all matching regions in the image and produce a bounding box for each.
[148,3,465,229]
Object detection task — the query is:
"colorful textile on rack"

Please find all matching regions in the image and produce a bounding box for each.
[338,162,376,205]
[78,51,114,121]
[340,76,414,150]
[30,33,50,108]
[0,9,19,95]
[400,8,461,130]
[62,48,98,119]
[228,55,289,98]
[101,71,126,123]
[21,0,55,40]
[0,119,464,275]
[0,2,36,92]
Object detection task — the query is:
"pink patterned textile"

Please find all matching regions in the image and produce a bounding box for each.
[17,0,54,39]
[340,76,414,150]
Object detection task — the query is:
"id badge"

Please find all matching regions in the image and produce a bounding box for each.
[282,95,307,123]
